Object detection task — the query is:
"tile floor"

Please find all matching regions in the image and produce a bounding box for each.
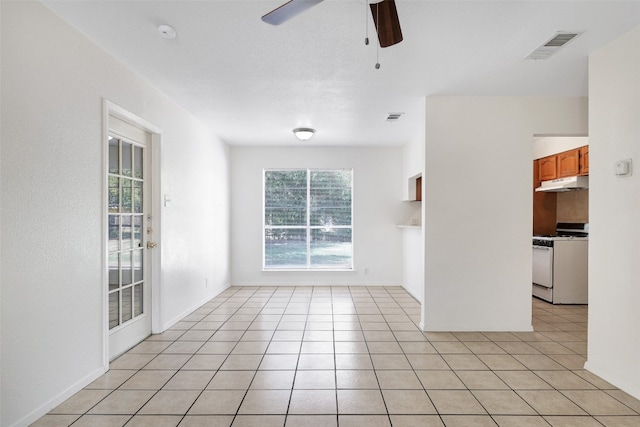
[33,286,640,426]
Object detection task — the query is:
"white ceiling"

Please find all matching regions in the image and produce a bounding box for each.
[42,1,640,147]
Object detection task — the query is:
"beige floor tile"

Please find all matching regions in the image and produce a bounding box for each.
[336,370,379,389]
[389,415,445,427]
[197,341,236,354]
[440,415,497,426]
[382,389,437,414]
[231,341,269,354]
[335,354,373,370]
[178,330,214,341]
[109,353,155,370]
[294,370,336,389]
[534,370,596,390]
[232,415,286,427]
[178,415,235,426]
[88,390,156,415]
[238,389,291,414]
[549,354,587,370]
[561,390,638,415]
[188,390,245,415]
[250,370,295,389]
[303,331,334,341]
[266,341,301,354]
[120,370,175,390]
[241,330,275,341]
[145,331,186,341]
[338,415,391,427]
[496,371,553,390]
[272,330,304,341]
[334,341,369,354]
[366,341,403,354]
[285,414,338,427]
[259,354,299,370]
[595,416,640,427]
[138,390,200,415]
[495,341,541,355]
[492,415,549,426]
[605,389,640,412]
[415,370,465,390]
[477,354,527,371]
[163,342,204,354]
[143,354,191,370]
[427,390,487,415]
[455,370,509,390]
[163,370,215,390]
[337,389,387,414]
[406,354,449,370]
[211,331,244,341]
[298,354,335,369]
[516,390,587,415]
[207,370,255,390]
[543,415,604,426]
[442,354,489,370]
[30,415,81,427]
[432,341,472,354]
[183,354,226,370]
[472,390,536,415]
[219,354,261,370]
[463,341,507,355]
[363,331,396,342]
[334,331,365,342]
[371,354,411,370]
[49,389,111,414]
[65,414,131,427]
[513,354,566,370]
[84,370,136,390]
[376,370,422,389]
[300,341,334,353]
[398,341,437,354]
[289,389,337,414]
[129,341,173,354]
[361,322,390,331]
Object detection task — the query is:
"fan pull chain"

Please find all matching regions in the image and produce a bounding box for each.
[365,0,369,45]
[375,1,380,69]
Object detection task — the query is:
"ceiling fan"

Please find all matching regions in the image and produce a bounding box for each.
[261,0,403,48]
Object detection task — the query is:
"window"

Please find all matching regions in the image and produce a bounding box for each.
[264,169,353,270]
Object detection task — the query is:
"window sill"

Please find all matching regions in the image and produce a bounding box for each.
[262,268,355,273]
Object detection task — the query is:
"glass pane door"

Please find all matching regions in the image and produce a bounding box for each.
[108,135,145,330]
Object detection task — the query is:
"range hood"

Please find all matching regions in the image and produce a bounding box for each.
[535,176,589,192]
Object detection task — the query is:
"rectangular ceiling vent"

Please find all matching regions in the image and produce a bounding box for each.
[386,112,404,122]
[525,31,583,60]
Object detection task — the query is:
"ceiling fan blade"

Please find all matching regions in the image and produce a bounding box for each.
[370,0,403,47]
[262,0,324,25]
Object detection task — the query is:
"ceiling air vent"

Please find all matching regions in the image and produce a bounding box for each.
[386,112,404,122]
[525,31,583,60]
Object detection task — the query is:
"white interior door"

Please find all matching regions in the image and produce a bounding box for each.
[107,116,153,360]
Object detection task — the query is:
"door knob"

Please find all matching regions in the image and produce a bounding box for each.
[146,241,157,249]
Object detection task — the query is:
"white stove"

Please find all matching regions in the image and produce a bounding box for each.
[532,223,588,304]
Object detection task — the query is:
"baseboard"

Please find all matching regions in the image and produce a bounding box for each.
[402,285,422,303]
[228,282,404,287]
[9,366,107,427]
[161,282,230,331]
[584,360,640,400]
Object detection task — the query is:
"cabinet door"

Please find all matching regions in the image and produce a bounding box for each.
[538,156,557,181]
[557,148,580,178]
[580,146,589,175]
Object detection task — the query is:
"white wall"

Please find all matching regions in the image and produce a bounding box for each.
[586,25,640,399]
[0,3,230,426]
[230,146,404,286]
[533,136,588,160]
[423,97,588,331]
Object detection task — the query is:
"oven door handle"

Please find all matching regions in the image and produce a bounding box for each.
[533,246,551,251]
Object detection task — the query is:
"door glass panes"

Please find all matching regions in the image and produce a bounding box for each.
[107,134,146,330]
[134,146,143,179]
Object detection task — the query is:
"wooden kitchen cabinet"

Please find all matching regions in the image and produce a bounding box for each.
[580,146,589,175]
[533,159,557,235]
[415,176,422,201]
[538,155,557,181]
[557,148,581,178]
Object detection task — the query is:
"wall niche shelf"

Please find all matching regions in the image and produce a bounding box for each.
[407,173,422,201]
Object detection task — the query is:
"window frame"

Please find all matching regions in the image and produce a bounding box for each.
[263,168,354,271]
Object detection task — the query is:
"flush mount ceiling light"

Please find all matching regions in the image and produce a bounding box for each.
[293,128,315,141]
[157,24,177,39]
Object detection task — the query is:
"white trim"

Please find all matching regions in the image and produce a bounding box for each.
[102,99,164,367]
[161,282,231,331]
[584,361,640,400]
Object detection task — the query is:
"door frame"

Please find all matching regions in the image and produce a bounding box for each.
[102,99,163,367]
